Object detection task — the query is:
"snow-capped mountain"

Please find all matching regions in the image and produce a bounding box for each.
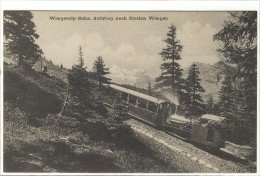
[108,65,156,89]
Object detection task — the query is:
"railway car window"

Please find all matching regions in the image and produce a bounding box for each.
[121,92,128,102]
[177,107,185,116]
[137,98,147,109]
[148,102,157,113]
[171,105,177,114]
[206,127,214,142]
[129,95,137,105]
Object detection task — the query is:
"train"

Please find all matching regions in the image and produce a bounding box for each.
[102,83,226,149]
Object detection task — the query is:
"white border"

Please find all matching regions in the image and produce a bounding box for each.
[0,1,260,11]
[0,0,259,176]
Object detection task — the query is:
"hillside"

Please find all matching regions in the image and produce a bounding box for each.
[32,58,69,83]
[3,64,178,173]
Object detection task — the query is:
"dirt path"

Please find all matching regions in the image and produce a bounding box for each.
[125,119,256,173]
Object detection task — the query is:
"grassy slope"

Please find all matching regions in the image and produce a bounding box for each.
[3,64,177,173]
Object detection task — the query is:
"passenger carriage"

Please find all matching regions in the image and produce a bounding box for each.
[103,84,170,127]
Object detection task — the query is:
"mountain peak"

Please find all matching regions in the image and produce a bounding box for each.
[109,65,155,89]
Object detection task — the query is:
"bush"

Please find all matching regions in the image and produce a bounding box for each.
[81,119,112,141]
[44,114,81,131]
[209,118,256,148]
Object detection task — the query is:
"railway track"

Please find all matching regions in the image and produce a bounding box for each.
[124,117,256,173]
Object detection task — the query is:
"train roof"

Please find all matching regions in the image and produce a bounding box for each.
[201,114,226,122]
[107,84,167,104]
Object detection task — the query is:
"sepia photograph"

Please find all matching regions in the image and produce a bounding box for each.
[1,9,258,174]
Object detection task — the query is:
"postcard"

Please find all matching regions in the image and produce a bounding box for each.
[1,1,259,175]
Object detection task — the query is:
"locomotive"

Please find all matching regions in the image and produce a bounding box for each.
[102,83,226,149]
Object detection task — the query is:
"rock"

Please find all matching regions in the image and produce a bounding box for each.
[206,163,213,168]
[158,139,164,144]
[191,157,198,161]
[43,166,58,172]
[154,136,158,139]
[28,160,43,167]
[198,159,206,165]
[180,152,186,155]
[162,141,167,145]
[147,134,153,138]
[106,149,113,153]
[169,145,176,150]
[213,167,220,172]
[164,143,170,148]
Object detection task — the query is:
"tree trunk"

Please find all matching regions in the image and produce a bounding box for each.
[172,43,175,92]
[59,87,70,116]
[99,77,102,89]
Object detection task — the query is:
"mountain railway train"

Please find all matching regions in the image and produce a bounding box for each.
[102,83,226,149]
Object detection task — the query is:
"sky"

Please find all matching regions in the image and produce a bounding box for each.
[32,11,229,76]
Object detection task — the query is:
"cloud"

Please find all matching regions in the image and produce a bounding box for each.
[85,33,105,50]
[40,33,106,70]
[40,34,83,68]
[177,21,218,68]
[116,43,135,57]
[39,22,219,79]
[143,35,164,54]
[87,39,162,76]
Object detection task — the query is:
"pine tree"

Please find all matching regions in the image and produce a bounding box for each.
[218,72,235,117]
[60,63,64,69]
[65,50,93,118]
[214,12,257,145]
[68,66,91,100]
[66,66,93,119]
[186,63,205,117]
[4,11,43,66]
[70,46,89,96]
[156,24,186,104]
[93,56,111,89]
[78,46,84,68]
[206,96,214,114]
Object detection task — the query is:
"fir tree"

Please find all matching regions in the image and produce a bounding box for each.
[218,73,235,117]
[186,63,205,117]
[214,12,257,145]
[156,24,186,104]
[78,46,84,68]
[4,11,43,66]
[60,63,64,69]
[93,56,111,89]
[70,46,89,96]
[206,95,217,115]
[68,66,91,100]
[66,66,93,119]
[65,50,93,118]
